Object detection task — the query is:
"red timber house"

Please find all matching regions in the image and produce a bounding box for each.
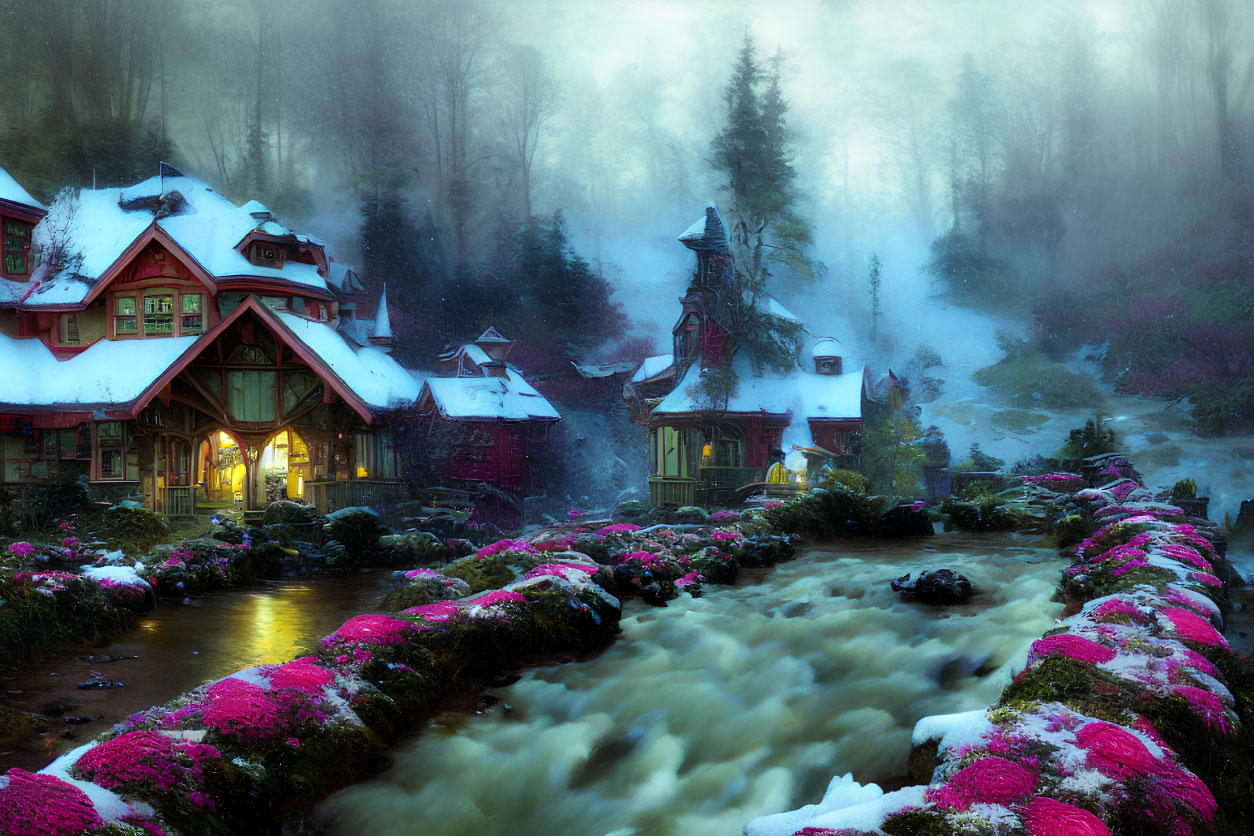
[412,327,560,495]
[626,205,867,507]
[0,166,419,517]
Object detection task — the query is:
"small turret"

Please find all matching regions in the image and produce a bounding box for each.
[809,338,843,375]
[474,326,514,363]
[368,284,395,352]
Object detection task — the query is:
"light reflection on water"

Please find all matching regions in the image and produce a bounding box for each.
[319,534,1066,836]
[0,572,393,773]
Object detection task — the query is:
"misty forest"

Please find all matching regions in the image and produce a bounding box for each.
[0,1,1253,835]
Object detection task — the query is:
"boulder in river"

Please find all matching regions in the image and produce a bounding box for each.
[891,569,973,605]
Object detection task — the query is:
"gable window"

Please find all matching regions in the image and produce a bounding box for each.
[252,243,282,267]
[144,294,174,335]
[60,314,79,344]
[3,220,31,276]
[227,370,276,422]
[115,296,138,335]
[97,421,125,480]
[181,293,204,335]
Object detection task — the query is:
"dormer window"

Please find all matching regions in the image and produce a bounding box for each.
[251,242,282,267]
[181,293,204,335]
[3,220,31,276]
[815,357,842,376]
[115,297,138,334]
[144,294,175,334]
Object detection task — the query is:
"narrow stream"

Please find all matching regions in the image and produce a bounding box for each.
[0,570,393,773]
[318,534,1067,836]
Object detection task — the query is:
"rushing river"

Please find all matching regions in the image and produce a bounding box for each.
[318,534,1066,836]
[0,571,393,773]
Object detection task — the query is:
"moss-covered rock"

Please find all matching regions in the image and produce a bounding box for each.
[0,704,43,751]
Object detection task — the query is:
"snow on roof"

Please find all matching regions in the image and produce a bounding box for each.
[573,361,637,379]
[326,262,363,293]
[275,312,419,409]
[808,337,843,359]
[0,333,196,406]
[461,343,491,369]
[654,352,862,422]
[678,204,729,250]
[423,370,560,421]
[16,176,330,308]
[631,353,675,383]
[766,296,802,323]
[0,264,93,307]
[0,166,45,211]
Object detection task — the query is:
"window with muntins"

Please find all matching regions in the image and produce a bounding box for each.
[3,220,31,275]
[144,294,174,334]
[181,293,204,335]
[115,296,138,335]
[97,421,125,480]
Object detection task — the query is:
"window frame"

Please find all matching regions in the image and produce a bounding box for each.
[96,421,126,481]
[143,292,175,335]
[3,219,32,277]
[114,295,139,335]
[60,313,80,345]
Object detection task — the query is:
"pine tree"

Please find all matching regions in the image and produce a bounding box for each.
[868,252,882,344]
[709,35,814,374]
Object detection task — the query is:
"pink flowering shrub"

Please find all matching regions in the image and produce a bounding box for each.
[5,542,34,560]
[710,530,740,543]
[470,589,527,608]
[1020,473,1085,493]
[475,539,536,558]
[1073,721,1158,778]
[1018,797,1110,836]
[200,678,283,742]
[595,523,640,534]
[324,614,415,647]
[1172,685,1232,733]
[0,769,103,835]
[1029,633,1116,665]
[523,563,598,582]
[710,510,740,521]
[1161,608,1227,649]
[925,756,1037,810]
[1188,571,1222,587]
[402,600,461,623]
[265,658,335,693]
[74,730,221,797]
[1092,599,1145,623]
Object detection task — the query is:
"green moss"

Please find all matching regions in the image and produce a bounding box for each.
[0,704,41,750]
[881,809,954,836]
[907,738,942,785]
[440,555,515,594]
[0,577,134,670]
[999,656,1136,724]
[262,721,388,799]
[381,582,448,611]
[991,408,1049,432]
[973,343,1100,409]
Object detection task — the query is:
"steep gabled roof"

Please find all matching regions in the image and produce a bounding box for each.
[0,166,47,222]
[419,370,560,421]
[652,352,863,421]
[8,176,333,309]
[0,296,419,420]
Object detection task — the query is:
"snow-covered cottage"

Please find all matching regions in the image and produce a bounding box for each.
[413,327,559,494]
[627,205,867,506]
[0,166,418,515]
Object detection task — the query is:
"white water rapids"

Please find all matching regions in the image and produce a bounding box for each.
[316,534,1065,835]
